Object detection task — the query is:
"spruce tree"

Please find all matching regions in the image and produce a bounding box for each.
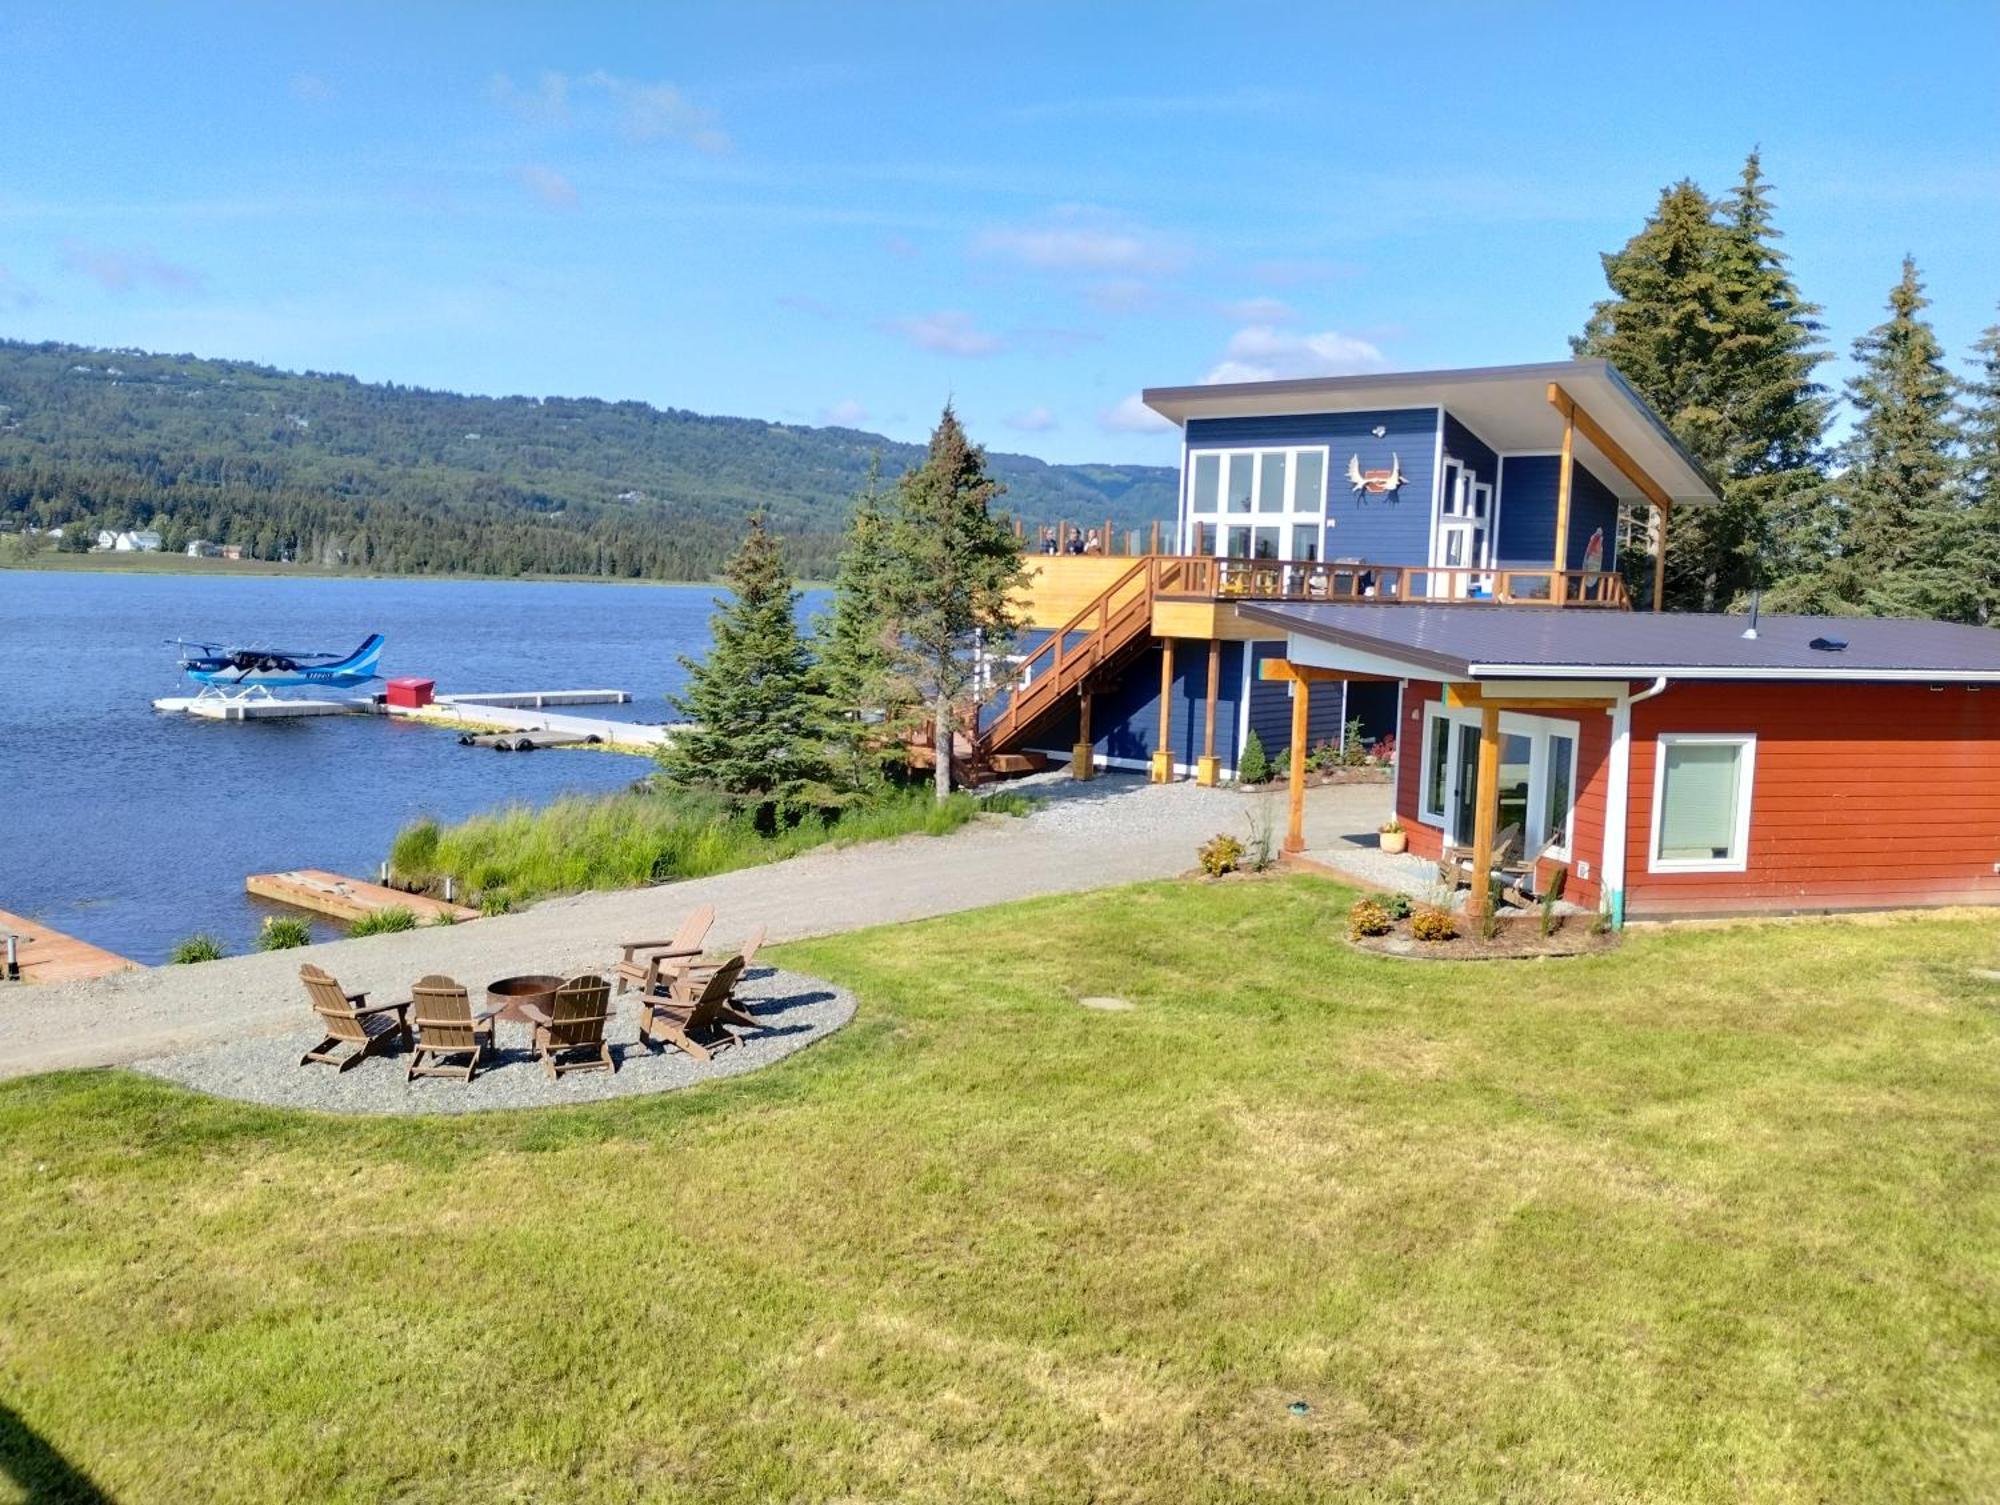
[1576,156,1829,609]
[1831,257,1966,619]
[655,512,835,823]
[1959,311,2000,623]
[877,405,1027,800]
[815,459,909,788]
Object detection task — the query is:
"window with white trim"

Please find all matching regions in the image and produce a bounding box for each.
[1649,734,1755,872]
[1184,447,1328,559]
[1418,698,1581,858]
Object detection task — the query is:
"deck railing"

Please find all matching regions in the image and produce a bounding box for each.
[1158,557,1630,609]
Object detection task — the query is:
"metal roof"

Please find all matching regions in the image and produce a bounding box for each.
[1141,359,1722,508]
[1235,602,2000,683]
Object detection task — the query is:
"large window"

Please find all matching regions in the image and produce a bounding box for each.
[1418,700,1582,859]
[1185,447,1328,557]
[1650,734,1755,872]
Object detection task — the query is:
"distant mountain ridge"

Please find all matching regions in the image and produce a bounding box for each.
[0,339,1176,579]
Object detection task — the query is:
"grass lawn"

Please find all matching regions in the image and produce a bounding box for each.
[2,876,1997,1502]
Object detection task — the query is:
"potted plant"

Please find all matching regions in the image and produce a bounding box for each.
[1378,816,1407,854]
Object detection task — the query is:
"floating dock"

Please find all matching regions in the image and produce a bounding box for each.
[153,685,666,750]
[445,690,631,709]
[0,907,141,984]
[152,694,368,720]
[389,698,674,751]
[245,870,479,925]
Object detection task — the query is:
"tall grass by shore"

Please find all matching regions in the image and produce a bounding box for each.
[389,785,1028,908]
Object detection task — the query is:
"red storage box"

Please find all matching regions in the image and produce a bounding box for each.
[386,677,435,709]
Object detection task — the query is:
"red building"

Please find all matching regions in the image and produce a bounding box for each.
[1237,603,2000,921]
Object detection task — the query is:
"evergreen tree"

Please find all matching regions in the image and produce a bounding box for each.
[1959,311,2000,623]
[654,512,835,823]
[877,406,1027,799]
[1576,156,1829,609]
[1829,258,1967,619]
[815,459,909,788]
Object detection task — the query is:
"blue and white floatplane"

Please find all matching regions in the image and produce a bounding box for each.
[167,633,386,703]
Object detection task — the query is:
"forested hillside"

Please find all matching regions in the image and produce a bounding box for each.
[0,340,1174,579]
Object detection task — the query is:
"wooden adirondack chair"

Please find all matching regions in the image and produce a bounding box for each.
[614,903,715,995]
[646,923,766,1001]
[299,963,411,1072]
[637,955,746,1061]
[520,973,615,1080]
[406,974,503,1083]
[1437,822,1525,888]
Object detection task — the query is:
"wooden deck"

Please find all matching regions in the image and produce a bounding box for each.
[0,908,141,984]
[245,870,479,925]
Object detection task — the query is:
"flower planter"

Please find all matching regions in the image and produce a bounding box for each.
[1379,830,1408,855]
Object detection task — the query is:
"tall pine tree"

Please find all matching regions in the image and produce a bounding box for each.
[1576,155,1828,609]
[1959,310,2000,623]
[1828,257,1967,619]
[815,458,909,789]
[877,406,1026,800]
[655,512,836,823]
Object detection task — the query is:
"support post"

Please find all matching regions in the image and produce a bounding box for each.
[1197,643,1221,786]
[1469,704,1501,925]
[1284,674,1310,854]
[1072,689,1095,780]
[1150,519,1161,555]
[1652,502,1669,613]
[1553,403,1575,605]
[1150,638,1176,783]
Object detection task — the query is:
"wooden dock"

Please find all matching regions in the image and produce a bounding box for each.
[445,690,631,708]
[153,694,368,720]
[245,870,479,925]
[385,699,674,751]
[0,908,141,984]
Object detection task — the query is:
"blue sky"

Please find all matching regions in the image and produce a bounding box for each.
[2,1,1996,466]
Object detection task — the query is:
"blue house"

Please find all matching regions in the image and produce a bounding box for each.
[981,360,1719,787]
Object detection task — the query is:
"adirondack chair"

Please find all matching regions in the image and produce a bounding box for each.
[614,903,715,995]
[299,963,411,1072]
[1437,822,1525,888]
[646,923,767,1001]
[520,973,616,1080]
[406,974,503,1083]
[637,955,746,1062]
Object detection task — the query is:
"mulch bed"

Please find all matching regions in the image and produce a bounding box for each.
[1349,912,1619,961]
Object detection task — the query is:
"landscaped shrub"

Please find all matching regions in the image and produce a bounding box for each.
[429,909,458,927]
[168,933,226,964]
[1197,833,1245,877]
[255,916,312,951]
[1339,716,1372,767]
[1382,891,1414,920]
[1348,897,1394,938]
[1411,904,1458,943]
[1539,866,1568,938]
[348,906,418,937]
[1306,739,1341,773]
[1237,731,1270,785]
[1269,745,1290,782]
[480,891,513,917]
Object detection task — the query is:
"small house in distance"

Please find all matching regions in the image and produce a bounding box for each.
[980,360,2000,921]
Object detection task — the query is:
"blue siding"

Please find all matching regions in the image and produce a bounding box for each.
[1183,408,1439,567]
[1441,411,1499,490]
[1246,641,1345,759]
[1495,455,1622,571]
[1026,639,1246,774]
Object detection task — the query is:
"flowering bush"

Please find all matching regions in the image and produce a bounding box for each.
[1197,833,1245,877]
[1411,904,1458,943]
[1348,897,1394,938]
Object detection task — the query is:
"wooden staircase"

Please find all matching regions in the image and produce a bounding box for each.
[976,554,1184,766]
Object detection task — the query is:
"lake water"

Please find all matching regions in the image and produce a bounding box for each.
[0,570,814,964]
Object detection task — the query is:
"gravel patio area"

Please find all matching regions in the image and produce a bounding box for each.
[133,966,853,1115]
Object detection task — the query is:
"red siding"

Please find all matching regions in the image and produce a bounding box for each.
[1626,682,2000,917]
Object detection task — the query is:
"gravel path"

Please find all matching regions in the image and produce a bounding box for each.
[0,775,1388,1081]
[135,966,851,1116]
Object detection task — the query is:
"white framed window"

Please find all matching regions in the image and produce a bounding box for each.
[1184,446,1329,557]
[1648,733,1755,873]
[1420,701,1452,824]
[1418,698,1582,858]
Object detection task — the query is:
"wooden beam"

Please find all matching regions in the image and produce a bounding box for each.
[1151,637,1175,783]
[1652,501,1670,614]
[1553,400,1576,598]
[1258,659,1396,685]
[1150,519,1161,555]
[1285,675,1310,854]
[1446,682,1619,711]
[1198,643,1221,786]
[1469,704,1501,926]
[1072,689,1095,780]
[1547,382,1677,516]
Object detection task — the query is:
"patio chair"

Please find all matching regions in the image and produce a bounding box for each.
[520,973,616,1080]
[406,973,502,1083]
[645,922,767,1001]
[614,902,715,995]
[1437,822,1525,888]
[637,954,747,1062]
[299,963,411,1072]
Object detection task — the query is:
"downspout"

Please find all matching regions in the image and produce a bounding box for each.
[1601,675,1669,929]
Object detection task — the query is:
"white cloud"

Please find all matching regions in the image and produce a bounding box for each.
[487,70,729,153]
[1203,324,1386,384]
[515,164,579,210]
[973,205,1184,275]
[1219,296,1295,325]
[886,310,1004,357]
[1005,406,1057,432]
[289,72,335,103]
[60,240,201,293]
[1098,393,1173,434]
[821,398,869,426]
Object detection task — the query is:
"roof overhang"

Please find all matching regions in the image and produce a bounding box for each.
[1143,359,1721,509]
